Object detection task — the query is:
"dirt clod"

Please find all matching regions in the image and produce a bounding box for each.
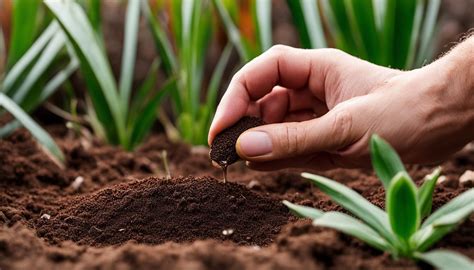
[210,117,264,166]
[37,176,289,247]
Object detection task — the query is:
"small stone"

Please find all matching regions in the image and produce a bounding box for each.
[222,228,234,236]
[247,180,261,189]
[71,176,84,190]
[460,170,474,187]
[40,214,51,220]
[118,228,125,232]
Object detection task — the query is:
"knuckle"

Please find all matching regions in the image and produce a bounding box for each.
[277,123,307,156]
[330,107,353,147]
[268,44,290,56]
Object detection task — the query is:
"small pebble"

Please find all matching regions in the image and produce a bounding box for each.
[222,229,234,236]
[71,176,84,190]
[460,170,474,187]
[118,228,125,232]
[40,214,51,220]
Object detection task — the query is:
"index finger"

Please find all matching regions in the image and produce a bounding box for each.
[208,45,328,145]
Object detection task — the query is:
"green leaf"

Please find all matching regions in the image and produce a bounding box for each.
[301,172,398,246]
[287,0,326,49]
[206,42,233,113]
[212,0,251,61]
[119,0,141,113]
[282,200,323,219]
[370,134,406,188]
[86,0,102,36]
[415,0,441,67]
[7,0,41,68]
[314,211,392,251]
[422,189,474,228]
[129,78,175,149]
[0,93,64,165]
[254,0,272,51]
[12,32,66,105]
[418,167,441,219]
[141,1,177,76]
[45,0,126,146]
[416,250,474,270]
[386,172,419,242]
[2,22,59,95]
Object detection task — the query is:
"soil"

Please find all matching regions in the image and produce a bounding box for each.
[36,176,289,247]
[210,117,264,167]
[0,125,473,269]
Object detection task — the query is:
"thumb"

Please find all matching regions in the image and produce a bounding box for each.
[236,109,356,162]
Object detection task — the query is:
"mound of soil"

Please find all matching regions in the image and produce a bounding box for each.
[210,117,264,167]
[37,176,289,247]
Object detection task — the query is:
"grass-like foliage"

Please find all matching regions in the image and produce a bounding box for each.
[0,92,64,165]
[212,0,272,62]
[284,135,474,269]
[45,0,173,150]
[287,0,440,69]
[144,0,233,145]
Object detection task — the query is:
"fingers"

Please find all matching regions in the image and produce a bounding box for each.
[236,107,358,162]
[208,46,337,145]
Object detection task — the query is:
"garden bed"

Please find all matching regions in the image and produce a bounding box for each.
[0,126,473,269]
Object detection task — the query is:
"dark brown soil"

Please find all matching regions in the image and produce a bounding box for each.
[1,125,473,269]
[36,176,289,247]
[210,116,264,167]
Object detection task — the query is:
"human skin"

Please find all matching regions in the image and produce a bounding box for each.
[208,37,474,171]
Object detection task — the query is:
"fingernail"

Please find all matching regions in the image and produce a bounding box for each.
[238,131,272,157]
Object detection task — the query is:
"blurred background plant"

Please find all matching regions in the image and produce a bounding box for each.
[45,0,176,151]
[145,0,233,145]
[287,0,441,69]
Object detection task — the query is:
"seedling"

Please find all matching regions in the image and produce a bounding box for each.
[210,116,264,183]
[284,134,474,269]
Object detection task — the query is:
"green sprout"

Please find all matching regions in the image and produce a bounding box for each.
[287,0,440,69]
[45,0,173,150]
[284,135,474,269]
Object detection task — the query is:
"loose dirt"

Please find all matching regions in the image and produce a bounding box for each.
[1,126,473,269]
[210,117,264,167]
[36,176,289,247]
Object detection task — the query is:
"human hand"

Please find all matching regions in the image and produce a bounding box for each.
[208,43,474,171]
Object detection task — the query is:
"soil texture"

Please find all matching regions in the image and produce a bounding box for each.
[210,116,264,166]
[0,125,473,269]
[37,176,289,246]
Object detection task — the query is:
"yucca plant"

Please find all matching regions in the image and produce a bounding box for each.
[144,0,233,145]
[213,0,272,62]
[284,135,474,269]
[287,0,440,69]
[45,0,173,150]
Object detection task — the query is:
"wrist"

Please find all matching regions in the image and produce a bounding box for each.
[426,37,474,133]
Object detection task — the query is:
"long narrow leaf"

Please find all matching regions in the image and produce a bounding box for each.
[142,1,177,76]
[416,250,474,270]
[415,0,441,67]
[2,22,59,95]
[370,134,406,188]
[301,172,398,246]
[12,32,66,105]
[7,0,41,68]
[386,172,419,242]
[282,200,323,219]
[422,189,474,228]
[45,0,126,145]
[213,0,251,61]
[0,93,64,165]
[119,0,141,112]
[206,42,233,114]
[314,211,392,251]
[129,78,175,149]
[418,167,441,219]
[255,0,272,51]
